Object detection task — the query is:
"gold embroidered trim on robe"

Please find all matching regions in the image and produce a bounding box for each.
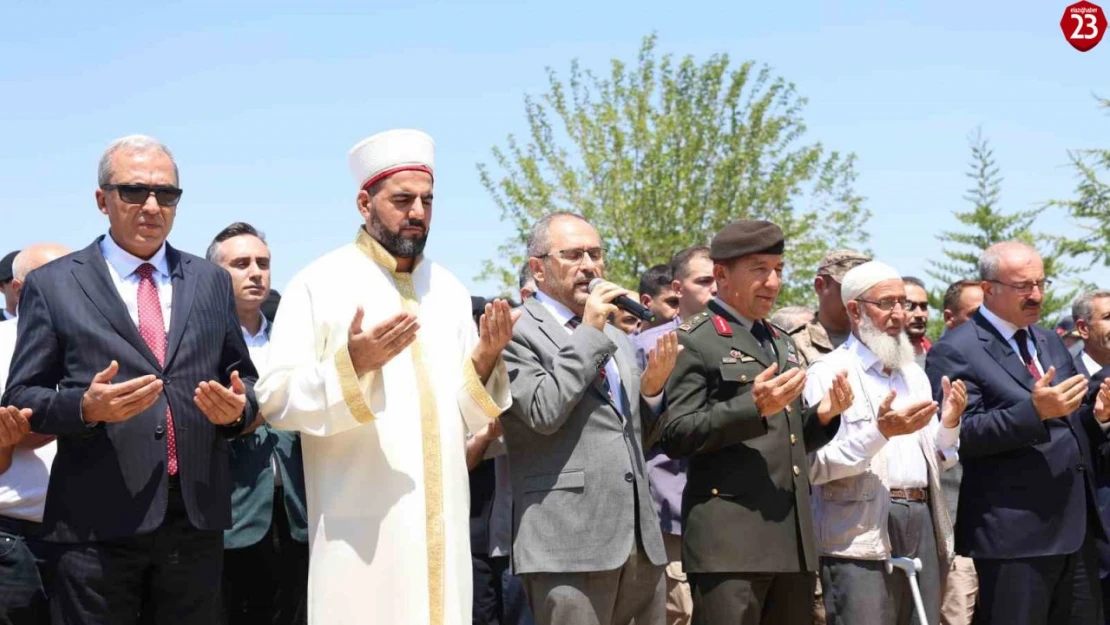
[355,228,443,625]
[333,344,375,424]
[462,357,505,419]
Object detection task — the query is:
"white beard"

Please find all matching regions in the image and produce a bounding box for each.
[858,314,915,371]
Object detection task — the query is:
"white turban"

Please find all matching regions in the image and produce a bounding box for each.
[348,129,435,190]
[840,261,901,307]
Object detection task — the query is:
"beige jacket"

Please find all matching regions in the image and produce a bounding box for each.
[803,338,957,573]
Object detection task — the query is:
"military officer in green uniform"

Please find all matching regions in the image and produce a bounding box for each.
[660,219,854,625]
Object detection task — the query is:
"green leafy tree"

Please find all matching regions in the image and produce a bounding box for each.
[1051,96,1110,268]
[926,129,1078,333]
[477,33,869,307]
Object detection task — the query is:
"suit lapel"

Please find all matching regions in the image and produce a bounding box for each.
[604,324,634,419]
[525,298,568,352]
[524,298,623,415]
[708,301,772,367]
[163,245,197,370]
[70,239,161,370]
[773,327,789,371]
[1033,330,1053,376]
[973,310,1035,391]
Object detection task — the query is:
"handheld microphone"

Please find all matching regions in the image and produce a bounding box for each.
[588,278,657,324]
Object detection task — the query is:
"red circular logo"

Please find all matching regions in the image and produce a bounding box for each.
[1061,1,1107,52]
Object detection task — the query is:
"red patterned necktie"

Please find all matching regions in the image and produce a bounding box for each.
[136,264,178,475]
[1013,328,1042,382]
[567,316,614,401]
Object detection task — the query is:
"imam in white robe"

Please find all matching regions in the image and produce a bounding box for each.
[256,228,511,625]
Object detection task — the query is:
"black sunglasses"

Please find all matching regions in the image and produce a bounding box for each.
[103,183,183,207]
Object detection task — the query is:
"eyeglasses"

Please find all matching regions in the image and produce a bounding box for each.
[102,183,183,207]
[857,297,908,312]
[906,300,928,312]
[989,279,1052,294]
[537,247,605,264]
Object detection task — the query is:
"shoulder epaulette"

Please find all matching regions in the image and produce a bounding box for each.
[678,312,711,333]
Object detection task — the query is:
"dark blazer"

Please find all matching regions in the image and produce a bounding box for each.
[924,309,1109,560]
[1076,351,1093,378]
[1084,366,1110,579]
[226,424,307,548]
[501,297,667,574]
[660,300,838,574]
[1,238,258,543]
[226,321,307,549]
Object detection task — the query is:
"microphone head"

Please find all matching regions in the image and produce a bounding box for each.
[587,278,603,293]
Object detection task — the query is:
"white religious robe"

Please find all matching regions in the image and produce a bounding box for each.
[255,228,511,625]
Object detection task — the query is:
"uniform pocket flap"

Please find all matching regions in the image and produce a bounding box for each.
[522,470,585,494]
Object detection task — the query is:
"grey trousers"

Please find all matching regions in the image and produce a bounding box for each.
[821,500,941,625]
[521,541,665,625]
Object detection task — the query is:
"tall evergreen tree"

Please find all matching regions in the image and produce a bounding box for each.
[927,129,1078,328]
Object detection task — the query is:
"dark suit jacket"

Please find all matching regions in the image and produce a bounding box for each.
[226,321,307,549]
[226,424,307,548]
[924,309,1108,560]
[660,300,838,574]
[1076,351,1093,378]
[1,238,258,542]
[1084,366,1110,579]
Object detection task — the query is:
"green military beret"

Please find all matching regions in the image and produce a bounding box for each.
[709,220,785,262]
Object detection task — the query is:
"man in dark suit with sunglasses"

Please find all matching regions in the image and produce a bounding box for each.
[2,134,258,625]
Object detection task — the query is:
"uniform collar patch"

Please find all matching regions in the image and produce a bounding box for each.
[712,315,732,337]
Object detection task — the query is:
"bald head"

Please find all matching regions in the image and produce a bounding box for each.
[13,243,70,282]
[11,243,70,312]
[979,240,1046,327]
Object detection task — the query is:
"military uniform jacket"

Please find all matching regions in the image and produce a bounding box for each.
[660,299,839,574]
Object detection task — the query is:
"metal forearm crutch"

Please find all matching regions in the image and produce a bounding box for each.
[886,556,927,624]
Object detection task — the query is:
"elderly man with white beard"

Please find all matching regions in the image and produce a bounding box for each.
[802,261,969,625]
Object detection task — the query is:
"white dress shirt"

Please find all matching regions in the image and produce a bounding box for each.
[99,234,172,332]
[978,305,1044,376]
[804,335,960,489]
[0,319,57,522]
[533,291,662,413]
[242,316,281,486]
[1083,351,1105,377]
[242,316,271,365]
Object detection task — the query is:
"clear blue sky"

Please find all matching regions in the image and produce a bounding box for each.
[1,0,1106,305]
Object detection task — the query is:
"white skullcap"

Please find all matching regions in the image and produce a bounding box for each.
[840,261,901,307]
[348,129,435,190]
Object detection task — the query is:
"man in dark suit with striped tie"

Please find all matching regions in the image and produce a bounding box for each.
[1,135,258,625]
[925,241,1110,625]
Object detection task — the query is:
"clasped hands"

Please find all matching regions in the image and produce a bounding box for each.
[80,360,247,426]
[752,364,852,425]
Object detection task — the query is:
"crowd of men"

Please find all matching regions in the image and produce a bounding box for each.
[2,128,1110,625]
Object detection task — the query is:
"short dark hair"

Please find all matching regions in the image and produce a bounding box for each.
[942,279,980,312]
[902,276,926,290]
[207,222,267,263]
[639,264,673,297]
[669,246,711,282]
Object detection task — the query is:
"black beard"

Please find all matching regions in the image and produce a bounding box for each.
[369,209,428,258]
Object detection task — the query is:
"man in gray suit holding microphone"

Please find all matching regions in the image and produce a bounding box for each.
[501,212,681,625]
